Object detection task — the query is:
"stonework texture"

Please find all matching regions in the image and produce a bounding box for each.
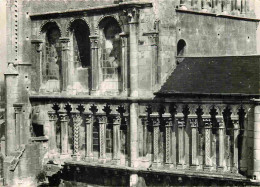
[2,0,260,186]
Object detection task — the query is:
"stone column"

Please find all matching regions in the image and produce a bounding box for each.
[130,103,138,167]
[164,117,173,167]
[151,117,160,166]
[119,33,129,95]
[232,119,239,173]
[142,118,148,156]
[217,116,225,171]
[5,62,19,155]
[148,33,159,90]
[60,38,70,92]
[31,40,43,92]
[97,115,107,162]
[14,104,22,150]
[112,116,121,164]
[48,112,57,153]
[60,113,69,156]
[203,119,212,170]
[226,0,232,14]
[190,118,199,169]
[85,114,93,161]
[89,35,99,93]
[201,0,208,12]
[127,8,139,97]
[177,118,185,168]
[241,0,246,14]
[253,100,260,180]
[72,113,82,160]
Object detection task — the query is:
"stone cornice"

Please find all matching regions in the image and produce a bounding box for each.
[30,2,152,20]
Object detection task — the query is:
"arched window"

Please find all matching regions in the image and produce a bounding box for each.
[69,20,91,92]
[177,39,186,56]
[42,23,61,83]
[99,17,122,93]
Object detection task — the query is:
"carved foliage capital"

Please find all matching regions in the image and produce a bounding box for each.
[112,115,121,125]
[85,114,93,124]
[151,117,160,127]
[48,112,57,121]
[60,114,69,122]
[96,115,107,124]
[125,8,139,23]
[72,113,82,124]
[190,118,198,128]
[177,118,185,127]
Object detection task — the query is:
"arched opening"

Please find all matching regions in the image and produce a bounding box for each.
[68,19,91,93]
[177,39,186,56]
[69,19,91,68]
[98,17,122,93]
[41,22,61,92]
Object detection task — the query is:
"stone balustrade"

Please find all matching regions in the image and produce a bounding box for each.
[29,98,253,176]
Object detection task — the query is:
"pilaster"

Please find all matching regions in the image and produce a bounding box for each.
[60,37,70,92]
[89,35,99,94]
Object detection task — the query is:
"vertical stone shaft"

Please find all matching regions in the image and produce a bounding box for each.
[233,120,239,173]
[60,38,70,92]
[98,116,107,160]
[113,116,121,163]
[149,34,159,89]
[128,9,139,97]
[129,102,138,167]
[177,119,185,166]
[204,119,212,168]
[152,118,160,165]
[217,117,225,170]
[142,118,148,156]
[5,62,19,155]
[253,102,260,179]
[89,36,99,92]
[31,40,43,91]
[48,112,57,153]
[85,114,93,160]
[165,118,172,165]
[241,0,246,14]
[119,33,129,94]
[191,118,198,166]
[60,114,69,154]
[14,105,22,150]
[72,114,81,157]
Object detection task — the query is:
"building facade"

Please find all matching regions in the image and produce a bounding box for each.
[2,0,260,186]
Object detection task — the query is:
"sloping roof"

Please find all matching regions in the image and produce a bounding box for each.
[157,56,260,95]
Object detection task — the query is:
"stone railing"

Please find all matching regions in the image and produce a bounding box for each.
[29,96,254,179]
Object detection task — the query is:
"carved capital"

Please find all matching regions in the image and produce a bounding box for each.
[119,32,128,47]
[216,117,225,128]
[31,39,43,52]
[203,118,212,128]
[72,113,82,124]
[190,118,198,128]
[89,35,99,49]
[85,114,93,124]
[233,120,240,129]
[48,112,57,121]
[59,37,70,51]
[112,116,121,125]
[14,106,22,113]
[151,117,160,127]
[177,118,185,127]
[125,8,139,24]
[96,115,107,124]
[164,118,173,127]
[147,33,159,46]
[60,114,69,122]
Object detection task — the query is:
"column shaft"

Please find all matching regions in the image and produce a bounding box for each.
[14,107,22,150]
[253,104,260,179]
[60,114,69,155]
[130,103,138,167]
[113,116,121,163]
[177,118,185,167]
[85,114,93,160]
[90,36,99,92]
[119,33,129,95]
[98,116,107,161]
[60,38,70,92]
[165,118,172,165]
[190,118,198,167]
[48,112,57,153]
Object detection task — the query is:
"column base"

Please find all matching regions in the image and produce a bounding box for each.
[60,154,70,159]
[164,163,174,169]
[112,159,120,165]
[217,166,224,172]
[152,161,161,168]
[203,165,213,171]
[72,154,80,161]
[190,165,199,170]
[179,5,187,10]
[177,163,185,169]
[98,158,106,164]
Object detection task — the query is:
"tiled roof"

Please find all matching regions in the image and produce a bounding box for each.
[157,56,260,95]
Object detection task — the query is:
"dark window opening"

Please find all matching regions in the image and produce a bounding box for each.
[106,124,113,153]
[177,39,186,56]
[32,123,44,137]
[70,20,91,68]
[93,122,99,152]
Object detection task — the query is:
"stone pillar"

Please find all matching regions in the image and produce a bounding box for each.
[48,112,57,153]
[232,119,239,173]
[5,62,19,155]
[130,103,138,167]
[253,100,260,180]
[112,116,121,164]
[14,104,22,150]
[60,38,70,92]
[177,118,185,168]
[119,33,129,95]
[217,116,225,171]
[72,113,82,160]
[201,0,208,12]
[151,117,160,166]
[203,118,212,170]
[142,118,148,156]
[60,113,69,156]
[31,40,43,92]
[85,114,93,161]
[226,0,232,14]
[148,33,159,90]
[164,117,173,167]
[241,0,246,14]
[89,35,99,93]
[190,118,199,169]
[127,8,139,97]
[97,115,107,162]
